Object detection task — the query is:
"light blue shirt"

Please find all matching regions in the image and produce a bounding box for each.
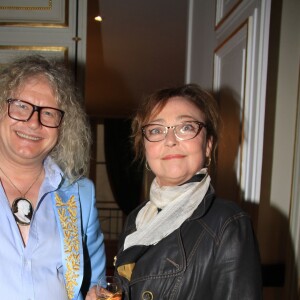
[0,158,105,299]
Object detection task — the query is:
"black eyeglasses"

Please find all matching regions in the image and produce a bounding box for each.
[7,99,65,128]
[142,121,206,142]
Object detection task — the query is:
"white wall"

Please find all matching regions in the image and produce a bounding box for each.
[268,0,299,217]
[268,0,300,296]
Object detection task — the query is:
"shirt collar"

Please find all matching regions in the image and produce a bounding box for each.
[43,157,65,190]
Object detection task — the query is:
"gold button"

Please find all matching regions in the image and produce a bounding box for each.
[142,291,153,300]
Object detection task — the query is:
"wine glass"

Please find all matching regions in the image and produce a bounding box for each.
[96,275,122,300]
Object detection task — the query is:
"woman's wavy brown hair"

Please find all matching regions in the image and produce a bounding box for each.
[131,83,220,163]
[0,55,91,182]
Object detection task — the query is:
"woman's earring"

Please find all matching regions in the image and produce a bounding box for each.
[205,157,211,167]
[145,161,151,171]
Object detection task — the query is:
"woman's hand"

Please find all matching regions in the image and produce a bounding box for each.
[85,285,97,300]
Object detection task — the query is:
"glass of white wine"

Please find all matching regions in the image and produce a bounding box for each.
[96,275,122,300]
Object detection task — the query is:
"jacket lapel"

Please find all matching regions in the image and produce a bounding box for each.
[52,182,83,300]
[116,245,150,280]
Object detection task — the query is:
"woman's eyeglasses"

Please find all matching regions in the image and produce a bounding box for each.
[6,98,64,128]
[142,121,206,142]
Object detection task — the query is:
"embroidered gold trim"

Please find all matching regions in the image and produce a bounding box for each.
[55,194,80,300]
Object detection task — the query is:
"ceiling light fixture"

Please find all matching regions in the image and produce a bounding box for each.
[94,16,102,22]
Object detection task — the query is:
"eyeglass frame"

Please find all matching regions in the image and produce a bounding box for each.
[141,121,207,142]
[6,98,65,128]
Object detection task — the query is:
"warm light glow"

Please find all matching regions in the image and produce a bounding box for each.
[94,16,102,22]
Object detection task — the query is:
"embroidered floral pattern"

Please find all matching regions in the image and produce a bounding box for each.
[55,193,80,299]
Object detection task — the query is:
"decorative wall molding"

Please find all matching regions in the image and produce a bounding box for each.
[0,0,68,27]
[215,0,242,27]
[215,0,256,42]
[213,0,271,204]
[0,45,68,68]
[0,0,87,93]
[213,21,248,202]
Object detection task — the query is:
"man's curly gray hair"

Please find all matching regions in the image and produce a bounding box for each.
[0,54,91,182]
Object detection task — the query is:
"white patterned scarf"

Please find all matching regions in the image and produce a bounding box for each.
[123,168,211,250]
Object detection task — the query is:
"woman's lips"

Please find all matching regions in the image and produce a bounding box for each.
[162,154,185,160]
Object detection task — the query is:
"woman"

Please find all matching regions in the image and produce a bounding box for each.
[0,55,105,300]
[115,84,262,299]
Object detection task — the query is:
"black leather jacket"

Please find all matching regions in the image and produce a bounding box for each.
[115,186,262,300]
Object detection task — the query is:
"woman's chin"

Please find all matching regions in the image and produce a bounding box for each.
[157,173,191,186]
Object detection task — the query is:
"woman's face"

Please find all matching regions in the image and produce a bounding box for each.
[144,96,212,186]
[0,76,59,166]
